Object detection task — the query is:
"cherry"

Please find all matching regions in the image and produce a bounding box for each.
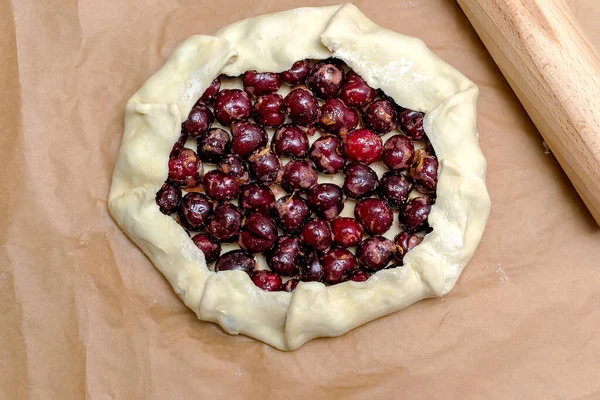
[281,59,311,85]
[267,235,304,276]
[197,128,230,163]
[410,150,438,194]
[214,250,256,274]
[217,154,250,185]
[339,71,376,108]
[331,217,364,247]
[356,236,395,272]
[342,162,379,199]
[318,98,359,135]
[183,102,214,138]
[191,233,221,263]
[213,89,252,125]
[238,183,275,214]
[309,135,345,174]
[382,135,415,170]
[168,148,203,188]
[378,171,413,209]
[398,108,425,140]
[170,129,188,158]
[248,148,282,186]
[254,93,285,128]
[306,61,344,99]
[280,278,300,292]
[203,170,241,201]
[231,121,268,159]
[238,212,278,253]
[346,270,371,282]
[284,86,319,126]
[205,203,243,243]
[200,77,221,103]
[178,193,213,231]
[281,160,318,193]
[394,231,423,264]
[354,198,393,235]
[251,270,283,291]
[155,182,181,215]
[343,128,383,165]
[399,197,431,233]
[243,70,282,98]
[300,251,325,282]
[306,183,344,220]
[271,125,309,158]
[363,99,397,134]
[301,218,333,251]
[321,247,358,285]
[272,195,310,234]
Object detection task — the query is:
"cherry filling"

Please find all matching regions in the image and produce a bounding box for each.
[156,58,438,291]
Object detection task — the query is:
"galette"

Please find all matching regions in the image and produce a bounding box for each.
[109,4,490,350]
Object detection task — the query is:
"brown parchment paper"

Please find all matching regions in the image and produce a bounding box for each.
[3,0,600,398]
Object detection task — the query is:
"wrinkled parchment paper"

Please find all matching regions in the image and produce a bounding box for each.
[3,0,600,398]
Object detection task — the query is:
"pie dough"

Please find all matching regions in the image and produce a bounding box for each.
[108,4,490,350]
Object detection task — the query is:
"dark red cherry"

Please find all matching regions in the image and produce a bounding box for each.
[280,278,300,292]
[267,235,304,276]
[192,233,221,263]
[339,71,376,108]
[284,86,319,127]
[213,89,252,125]
[300,251,325,282]
[346,270,371,282]
[214,250,256,274]
[203,170,241,202]
[272,195,310,234]
[205,202,243,243]
[398,109,425,140]
[410,150,438,194]
[309,135,345,174]
[243,71,282,98]
[184,102,214,138]
[281,160,318,193]
[251,270,283,291]
[238,212,278,253]
[306,183,344,220]
[394,231,424,264]
[231,121,268,159]
[248,148,282,186]
[321,247,358,285]
[217,154,250,185]
[306,61,344,99]
[357,236,395,272]
[197,128,230,163]
[363,99,397,134]
[382,135,415,170]
[254,93,285,128]
[318,98,359,136]
[301,218,333,251]
[342,163,379,199]
[281,59,311,85]
[399,197,431,233]
[168,148,203,188]
[170,129,188,158]
[354,198,393,235]
[155,182,182,215]
[239,183,275,214]
[331,217,364,248]
[378,171,413,209]
[343,128,383,165]
[200,77,221,103]
[178,193,213,231]
[271,125,309,158]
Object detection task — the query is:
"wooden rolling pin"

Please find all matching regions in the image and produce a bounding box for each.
[457,0,600,224]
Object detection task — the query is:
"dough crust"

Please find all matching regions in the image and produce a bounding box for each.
[108,4,490,350]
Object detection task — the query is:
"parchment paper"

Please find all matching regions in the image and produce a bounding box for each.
[2,0,600,398]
